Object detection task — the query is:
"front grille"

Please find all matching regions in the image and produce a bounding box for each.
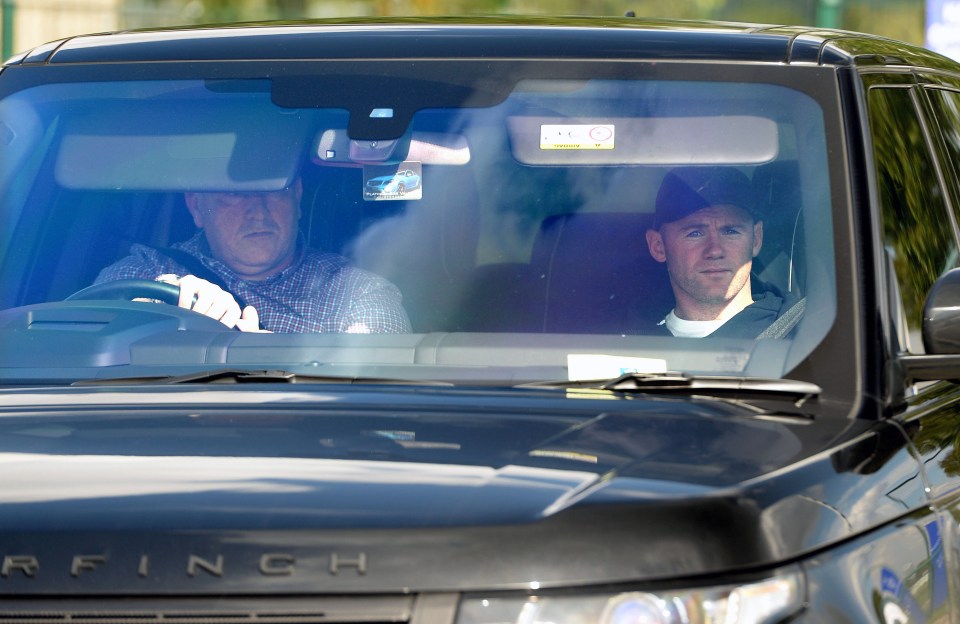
[0,595,458,624]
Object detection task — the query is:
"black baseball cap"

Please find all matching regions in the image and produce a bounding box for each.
[653,166,759,229]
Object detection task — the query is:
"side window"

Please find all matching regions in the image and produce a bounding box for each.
[869,87,958,353]
[926,88,960,218]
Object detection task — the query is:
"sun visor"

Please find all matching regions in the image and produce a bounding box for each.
[508,116,779,165]
[55,101,311,191]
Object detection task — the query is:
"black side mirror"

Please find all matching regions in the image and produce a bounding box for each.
[923,268,960,354]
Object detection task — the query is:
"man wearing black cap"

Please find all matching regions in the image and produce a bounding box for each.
[643,166,799,338]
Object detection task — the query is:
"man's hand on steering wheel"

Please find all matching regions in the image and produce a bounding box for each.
[156,274,265,332]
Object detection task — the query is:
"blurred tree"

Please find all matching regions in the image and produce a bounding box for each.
[117,0,927,45]
[846,2,923,46]
[197,0,241,22]
[719,0,817,24]
[277,0,308,19]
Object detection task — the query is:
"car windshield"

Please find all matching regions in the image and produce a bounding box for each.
[0,58,838,386]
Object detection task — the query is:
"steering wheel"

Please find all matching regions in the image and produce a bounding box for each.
[65,279,181,304]
[64,279,234,332]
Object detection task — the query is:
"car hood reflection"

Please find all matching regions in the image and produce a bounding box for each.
[0,387,812,531]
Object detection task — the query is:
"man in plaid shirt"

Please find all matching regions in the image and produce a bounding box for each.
[96,179,410,334]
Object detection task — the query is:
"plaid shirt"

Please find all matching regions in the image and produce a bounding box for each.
[95,233,411,333]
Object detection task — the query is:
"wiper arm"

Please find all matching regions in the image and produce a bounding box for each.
[604,372,820,398]
[73,369,453,386]
[527,372,820,405]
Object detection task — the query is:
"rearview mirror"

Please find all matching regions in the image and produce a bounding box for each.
[899,268,960,383]
[312,130,470,165]
[923,268,960,354]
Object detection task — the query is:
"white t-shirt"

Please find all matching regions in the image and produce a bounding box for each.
[661,310,727,338]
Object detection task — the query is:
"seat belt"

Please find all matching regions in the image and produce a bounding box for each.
[150,246,248,310]
[757,297,806,340]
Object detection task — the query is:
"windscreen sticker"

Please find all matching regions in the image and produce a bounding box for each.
[567,354,667,381]
[363,161,422,201]
[540,124,615,150]
[715,348,750,371]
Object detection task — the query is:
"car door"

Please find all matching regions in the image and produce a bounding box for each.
[866,70,960,621]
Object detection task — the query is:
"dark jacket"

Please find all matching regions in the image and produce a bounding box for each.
[642,279,800,339]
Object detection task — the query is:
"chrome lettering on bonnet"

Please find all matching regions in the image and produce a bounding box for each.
[187,555,223,578]
[329,552,367,575]
[1,556,38,578]
[71,555,107,577]
[0,553,367,580]
[260,553,296,576]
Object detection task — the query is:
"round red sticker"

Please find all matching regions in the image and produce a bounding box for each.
[589,126,613,142]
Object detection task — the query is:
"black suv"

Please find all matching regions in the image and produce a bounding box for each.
[2,16,960,623]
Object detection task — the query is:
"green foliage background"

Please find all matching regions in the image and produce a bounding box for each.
[129,0,926,46]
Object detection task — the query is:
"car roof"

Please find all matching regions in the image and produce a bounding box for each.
[5,16,958,72]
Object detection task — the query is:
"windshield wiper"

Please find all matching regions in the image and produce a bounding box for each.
[525,372,821,405]
[73,369,453,386]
